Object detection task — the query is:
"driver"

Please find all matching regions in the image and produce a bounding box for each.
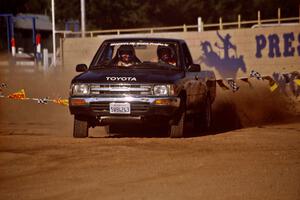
[157,46,176,66]
[115,45,140,67]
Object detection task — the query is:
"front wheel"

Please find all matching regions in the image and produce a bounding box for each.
[73,115,89,138]
[169,111,187,138]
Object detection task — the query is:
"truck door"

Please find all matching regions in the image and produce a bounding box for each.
[182,43,204,112]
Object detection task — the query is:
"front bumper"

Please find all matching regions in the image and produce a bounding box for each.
[69,96,181,123]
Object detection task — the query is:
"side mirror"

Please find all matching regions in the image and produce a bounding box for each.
[188,64,201,72]
[76,64,88,72]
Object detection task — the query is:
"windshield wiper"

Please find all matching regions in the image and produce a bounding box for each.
[154,64,179,71]
[132,62,178,70]
[90,66,105,70]
[90,63,112,69]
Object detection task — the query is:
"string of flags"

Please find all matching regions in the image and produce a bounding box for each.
[216,70,300,95]
[0,87,69,106]
[0,70,299,106]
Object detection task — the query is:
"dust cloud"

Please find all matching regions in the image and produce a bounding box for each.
[212,80,300,133]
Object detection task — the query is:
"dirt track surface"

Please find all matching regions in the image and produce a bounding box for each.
[0,57,300,199]
[0,122,299,200]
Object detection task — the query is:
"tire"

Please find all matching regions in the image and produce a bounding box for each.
[169,111,187,138]
[105,125,118,134]
[73,115,89,138]
[195,95,212,133]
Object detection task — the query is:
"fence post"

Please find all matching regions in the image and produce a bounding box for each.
[278,8,281,24]
[258,10,261,26]
[238,14,241,29]
[36,33,41,63]
[59,37,64,67]
[150,28,153,34]
[219,17,223,30]
[183,24,187,32]
[43,48,49,69]
[197,17,203,32]
[117,30,120,35]
[11,37,16,56]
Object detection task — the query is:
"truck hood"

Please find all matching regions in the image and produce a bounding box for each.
[72,68,184,84]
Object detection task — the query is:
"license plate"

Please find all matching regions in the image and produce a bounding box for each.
[109,103,131,114]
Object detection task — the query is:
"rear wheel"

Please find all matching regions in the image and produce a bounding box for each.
[73,115,89,138]
[195,95,212,133]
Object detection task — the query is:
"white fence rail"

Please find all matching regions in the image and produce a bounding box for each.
[56,14,299,38]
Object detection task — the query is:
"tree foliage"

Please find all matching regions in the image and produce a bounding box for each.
[1,0,299,30]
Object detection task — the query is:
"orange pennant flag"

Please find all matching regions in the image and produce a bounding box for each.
[53,98,69,106]
[8,89,26,100]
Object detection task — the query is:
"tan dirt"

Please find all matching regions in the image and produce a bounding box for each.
[0,54,299,199]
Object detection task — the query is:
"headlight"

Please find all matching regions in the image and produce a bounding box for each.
[153,85,174,96]
[72,84,90,96]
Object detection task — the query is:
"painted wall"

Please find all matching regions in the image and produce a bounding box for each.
[62,25,300,79]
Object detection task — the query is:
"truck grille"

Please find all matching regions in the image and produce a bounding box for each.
[90,102,150,113]
[90,84,153,96]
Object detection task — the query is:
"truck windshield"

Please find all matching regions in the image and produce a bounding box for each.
[91,41,179,70]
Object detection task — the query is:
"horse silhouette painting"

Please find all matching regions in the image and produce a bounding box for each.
[199,31,246,79]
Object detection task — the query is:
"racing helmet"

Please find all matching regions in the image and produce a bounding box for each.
[117,45,135,63]
[157,45,175,63]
